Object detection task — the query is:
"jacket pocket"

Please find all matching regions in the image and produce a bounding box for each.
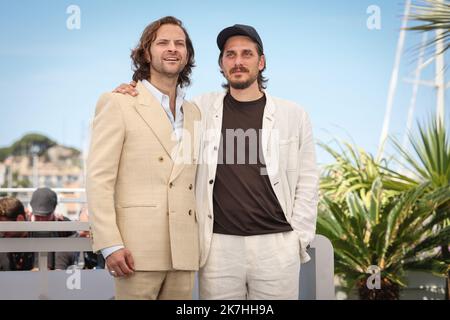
[279,136,299,171]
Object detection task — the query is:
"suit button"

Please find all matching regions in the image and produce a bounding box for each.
[209,179,214,184]
[213,146,218,151]
[208,214,212,219]
[188,184,193,190]
[158,156,164,162]
[169,182,174,188]
[188,210,193,216]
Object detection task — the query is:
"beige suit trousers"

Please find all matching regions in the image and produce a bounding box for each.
[114,270,195,300]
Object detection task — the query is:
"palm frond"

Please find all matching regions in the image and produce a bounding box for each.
[406,0,450,55]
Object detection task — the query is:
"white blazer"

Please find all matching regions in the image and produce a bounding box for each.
[193,91,319,267]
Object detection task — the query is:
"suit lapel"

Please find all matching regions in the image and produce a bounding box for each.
[134,81,178,160]
[170,102,195,182]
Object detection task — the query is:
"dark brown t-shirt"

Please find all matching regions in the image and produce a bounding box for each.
[213,93,292,236]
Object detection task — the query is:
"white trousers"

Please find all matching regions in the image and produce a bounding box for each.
[199,231,300,300]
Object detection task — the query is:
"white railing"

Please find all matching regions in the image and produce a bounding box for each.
[0,188,85,193]
[0,188,336,300]
[0,221,90,270]
[0,221,114,300]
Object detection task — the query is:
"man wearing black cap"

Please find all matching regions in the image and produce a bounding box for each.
[30,187,74,270]
[30,187,58,220]
[193,24,318,300]
[114,23,319,300]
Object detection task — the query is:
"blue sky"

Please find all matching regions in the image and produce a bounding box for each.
[0,0,448,164]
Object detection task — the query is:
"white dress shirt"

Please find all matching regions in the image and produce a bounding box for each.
[142,79,185,141]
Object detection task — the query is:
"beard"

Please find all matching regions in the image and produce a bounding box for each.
[229,77,257,90]
[153,64,185,78]
[225,67,259,90]
[150,56,187,78]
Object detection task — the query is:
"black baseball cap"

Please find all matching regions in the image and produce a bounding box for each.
[30,187,57,216]
[217,24,263,51]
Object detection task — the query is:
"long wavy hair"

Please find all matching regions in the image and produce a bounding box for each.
[131,16,195,88]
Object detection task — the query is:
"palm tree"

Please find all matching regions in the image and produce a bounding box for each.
[392,116,450,297]
[405,0,450,297]
[318,178,450,299]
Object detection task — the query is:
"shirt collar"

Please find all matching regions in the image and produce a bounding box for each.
[142,79,186,109]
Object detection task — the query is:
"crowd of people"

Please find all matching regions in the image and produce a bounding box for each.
[0,187,104,271]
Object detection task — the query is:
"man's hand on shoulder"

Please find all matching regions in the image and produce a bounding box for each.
[113,81,139,96]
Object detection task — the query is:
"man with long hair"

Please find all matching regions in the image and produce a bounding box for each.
[87,16,201,299]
